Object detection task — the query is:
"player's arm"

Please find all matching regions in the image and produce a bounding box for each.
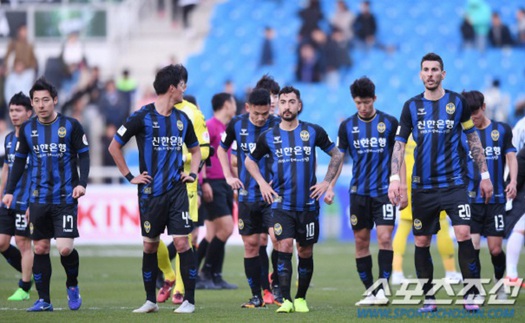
[230,153,239,178]
[0,163,9,202]
[506,151,518,200]
[219,121,243,189]
[466,130,492,203]
[180,119,201,183]
[108,140,151,185]
[325,122,347,205]
[311,146,343,201]
[388,140,406,206]
[3,127,30,208]
[245,135,277,204]
[70,120,91,199]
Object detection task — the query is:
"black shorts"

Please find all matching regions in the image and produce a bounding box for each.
[238,201,272,236]
[412,186,470,236]
[470,203,506,237]
[29,203,79,240]
[349,194,396,230]
[505,198,525,237]
[0,208,30,237]
[139,183,193,238]
[272,209,319,246]
[195,204,207,227]
[203,179,233,220]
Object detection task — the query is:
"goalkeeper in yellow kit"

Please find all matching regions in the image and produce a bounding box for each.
[156,98,210,303]
[391,136,462,284]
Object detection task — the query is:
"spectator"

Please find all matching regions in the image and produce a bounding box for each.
[298,0,324,41]
[295,42,322,83]
[325,27,352,87]
[260,26,275,67]
[223,80,244,115]
[0,62,6,118]
[101,123,118,184]
[98,80,130,129]
[488,12,514,47]
[330,0,355,46]
[3,24,37,76]
[353,0,377,49]
[4,59,33,103]
[60,32,86,98]
[516,8,525,47]
[180,0,199,37]
[116,68,138,109]
[460,16,476,49]
[465,0,492,51]
[483,79,511,123]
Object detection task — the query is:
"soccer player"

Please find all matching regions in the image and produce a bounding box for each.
[461,90,517,299]
[0,92,33,301]
[108,64,201,314]
[388,53,492,313]
[2,78,90,312]
[156,97,210,305]
[218,88,280,307]
[392,135,463,285]
[198,92,237,289]
[329,77,402,306]
[245,86,343,313]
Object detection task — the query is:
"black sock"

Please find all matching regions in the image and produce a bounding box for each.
[167,242,177,261]
[33,253,52,303]
[245,256,262,298]
[277,252,293,301]
[414,246,434,297]
[259,245,270,290]
[475,249,481,277]
[206,237,225,275]
[271,249,279,287]
[179,248,196,304]
[1,244,22,272]
[197,239,209,269]
[60,249,79,288]
[378,249,393,281]
[356,255,374,290]
[19,279,32,292]
[458,239,479,295]
[296,256,313,299]
[142,252,158,303]
[491,251,506,280]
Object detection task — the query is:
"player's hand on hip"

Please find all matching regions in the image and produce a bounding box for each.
[388,180,401,206]
[310,180,329,201]
[323,187,335,205]
[226,176,244,190]
[480,178,493,204]
[2,194,13,209]
[72,185,86,199]
[131,171,153,185]
[505,181,517,200]
[181,173,195,183]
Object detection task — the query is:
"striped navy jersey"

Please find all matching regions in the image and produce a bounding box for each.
[464,121,516,204]
[1,131,31,211]
[221,114,280,202]
[337,110,398,197]
[114,104,198,197]
[396,90,476,189]
[15,114,89,204]
[249,121,335,211]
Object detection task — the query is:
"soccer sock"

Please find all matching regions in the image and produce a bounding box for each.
[19,279,32,292]
[506,231,523,278]
[244,256,262,298]
[1,244,22,272]
[197,238,209,269]
[259,245,270,290]
[206,237,225,275]
[356,255,374,290]
[458,239,479,295]
[271,249,279,286]
[437,218,457,272]
[392,219,411,272]
[167,241,177,260]
[295,256,313,299]
[179,248,196,304]
[60,249,79,288]
[491,251,506,280]
[142,252,158,303]
[378,249,393,282]
[475,249,481,277]
[414,246,434,297]
[33,253,52,303]
[157,240,176,282]
[277,252,293,301]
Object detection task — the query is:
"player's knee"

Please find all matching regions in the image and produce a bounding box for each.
[173,237,190,253]
[489,245,502,256]
[33,244,50,255]
[58,247,73,256]
[297,245,313,258]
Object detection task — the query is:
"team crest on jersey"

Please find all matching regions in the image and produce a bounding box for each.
[413,219,422,230]
[32,190,39,197]
[300,130,310,141]
[377,122,386,133]
[491,130,500,141]
[82,134,89,146]
[274,223,283,236]
[238,219,244,230]
[144,221,151,233]
[143,187,152,194]
[413,176,420,183]
[58,126,67,138]
[445,103,455,115]
[177,120,184,131]
[29,222,33,235]
[469,191,477,198]
[350,214,358,226]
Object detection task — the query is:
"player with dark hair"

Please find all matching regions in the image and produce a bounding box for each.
[218,88,280,307]
[255,74,280,115]
[109,64,201,314]
[328,77,403,305]
[461,90,516,301]
[3,78,90,312]
[389,53,491,313]
[0,92,33,301]
[246,86,343,313]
